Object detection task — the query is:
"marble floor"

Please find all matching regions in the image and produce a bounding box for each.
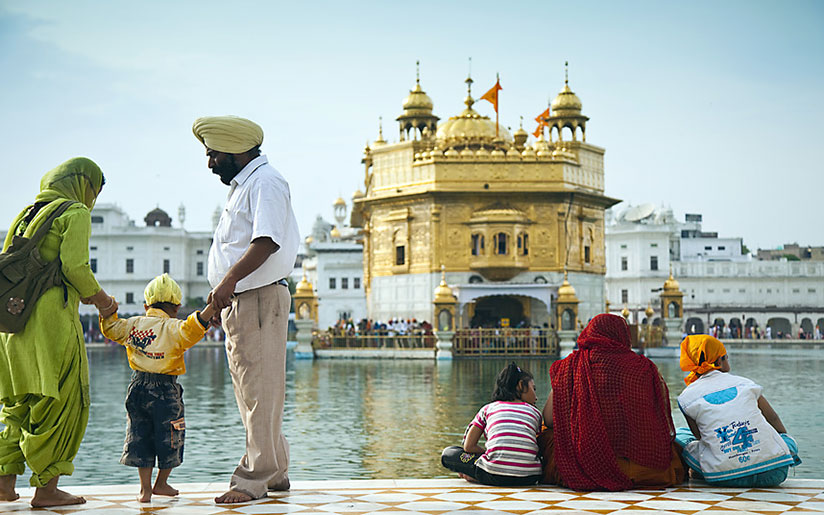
[1,478,822,514]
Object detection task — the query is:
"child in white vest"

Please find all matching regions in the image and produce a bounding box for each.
[675,335,800,487]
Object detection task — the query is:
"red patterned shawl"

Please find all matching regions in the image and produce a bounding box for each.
[549,314,675,491]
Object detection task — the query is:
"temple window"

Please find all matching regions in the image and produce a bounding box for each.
[493,232,508,255]
[584,245,590,263]
[517,233,529,256]
[395,245,405,266]
[471,234,485,256]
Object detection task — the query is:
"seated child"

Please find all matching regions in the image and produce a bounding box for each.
[441,362,542,486]
[675,335,801,487]
[99,273,215,502]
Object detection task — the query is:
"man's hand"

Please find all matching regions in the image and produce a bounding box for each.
[80,296,95,305]
[209,277,237,311]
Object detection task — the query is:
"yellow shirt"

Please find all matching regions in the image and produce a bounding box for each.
[100,308,207,375]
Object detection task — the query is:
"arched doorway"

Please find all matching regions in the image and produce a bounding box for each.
[767,317,791,338]
[471,296,525,328]
[685,317,704,334]
[801,318,813,338]
[729,318,743,338]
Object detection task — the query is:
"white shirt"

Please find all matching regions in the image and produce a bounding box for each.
[677,371,793,481]
[208,155,300,293]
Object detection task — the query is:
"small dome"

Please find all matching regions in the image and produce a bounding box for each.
[645,304,655,318]
[296,275,314,295]
[557,277,578,303]
[333,196,346,207]
[304,235,314,245]
[621,306,630,318]
[330,227,341,239]
[403,83,434,112]
[352,189,364,199]
[145,207,172,227]
[433,268,456,303]
[664,271,681,292]
[551,84,583,114]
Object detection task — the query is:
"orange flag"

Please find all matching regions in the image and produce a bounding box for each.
[480,77,502,113]
[533,107,550,139]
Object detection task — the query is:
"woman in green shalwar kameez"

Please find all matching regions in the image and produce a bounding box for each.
[0,157,118,507]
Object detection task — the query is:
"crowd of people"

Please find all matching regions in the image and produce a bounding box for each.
[705,323,823,340]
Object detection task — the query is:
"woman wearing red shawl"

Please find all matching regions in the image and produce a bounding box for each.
[538,314,684,490]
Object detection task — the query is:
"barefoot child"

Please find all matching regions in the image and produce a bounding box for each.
[675,335,801,487]
[441,362,542,486]
[100,273,215,502]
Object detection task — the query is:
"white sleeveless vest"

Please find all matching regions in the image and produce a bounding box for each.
[677,371,793,481]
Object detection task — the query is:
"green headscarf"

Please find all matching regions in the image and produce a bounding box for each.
[3,157,104,251]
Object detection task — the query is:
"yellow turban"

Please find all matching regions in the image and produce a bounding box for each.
[192,116,264,154]
[680,334,727,385]
[144,273,183,306]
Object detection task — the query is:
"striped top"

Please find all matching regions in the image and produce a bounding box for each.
[470,401,542,477]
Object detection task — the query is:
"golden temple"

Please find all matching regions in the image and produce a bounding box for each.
[352,63,619,328]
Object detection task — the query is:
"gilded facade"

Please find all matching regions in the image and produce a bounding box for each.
[352,69,619,327]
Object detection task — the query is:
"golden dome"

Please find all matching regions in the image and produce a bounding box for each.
[557,272,578,303]
[621,306,630,318]
[402,83,434,112]
[330,227,341,239]
[333,196,346,207]
[436,106,513,148]
[304,235,314,245]
[352,189,364,199]
[551,84,583,114]
[663,270,681,292]
[433,267,456,303]
[296,275,314,295]
[645,304,654,318]
[436,77,512,149]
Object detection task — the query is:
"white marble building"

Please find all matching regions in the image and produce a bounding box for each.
[80,203,213,316]
[606,203,824,337]
[302,198,367,328]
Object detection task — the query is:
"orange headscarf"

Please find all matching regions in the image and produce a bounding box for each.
[680,334,727,385]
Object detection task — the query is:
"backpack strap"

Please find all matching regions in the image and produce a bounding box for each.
[25,200,76,245]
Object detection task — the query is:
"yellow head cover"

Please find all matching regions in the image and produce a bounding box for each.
[192,115,264,154]
[144,273,183,306]
[680,334,727,385]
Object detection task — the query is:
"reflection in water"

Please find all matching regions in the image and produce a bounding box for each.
[6,346,822,485]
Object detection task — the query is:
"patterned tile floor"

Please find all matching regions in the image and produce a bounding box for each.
[1,478,822,514]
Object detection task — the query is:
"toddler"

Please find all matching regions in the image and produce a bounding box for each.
[100,273,215,502]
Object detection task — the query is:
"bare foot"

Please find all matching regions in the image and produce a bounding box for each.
[215,490,253,504]
[153,483,179,497]
[458,472,478,483]
[137,489,152,503]
[31,488,86,507]
[0,475,19,502]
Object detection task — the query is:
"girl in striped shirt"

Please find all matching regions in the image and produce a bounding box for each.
[441,362,543,486]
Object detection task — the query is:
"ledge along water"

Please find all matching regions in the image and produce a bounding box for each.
[2,344,821,491]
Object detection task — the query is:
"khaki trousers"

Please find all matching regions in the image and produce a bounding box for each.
[222,283,290,499]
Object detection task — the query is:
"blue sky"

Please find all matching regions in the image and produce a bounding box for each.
[1,0,822,249]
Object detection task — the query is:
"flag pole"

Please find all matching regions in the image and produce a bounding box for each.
[495,73,500,139]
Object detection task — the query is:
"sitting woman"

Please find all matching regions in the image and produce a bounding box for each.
[539,313,684,490]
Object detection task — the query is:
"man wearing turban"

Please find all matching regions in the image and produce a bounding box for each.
[193,116,300,503]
